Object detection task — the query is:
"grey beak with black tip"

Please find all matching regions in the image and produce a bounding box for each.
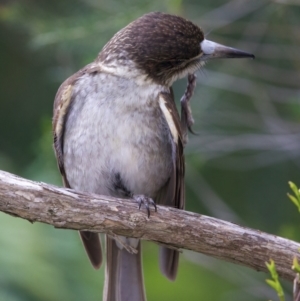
[200,39,255,60]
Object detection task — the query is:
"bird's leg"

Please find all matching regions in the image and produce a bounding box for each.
[180,73,197,145]
[133,194,157,218]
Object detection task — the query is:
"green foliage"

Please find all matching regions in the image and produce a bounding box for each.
[288,182,300,213]
[292,257,300,274]
[265,259,285,301]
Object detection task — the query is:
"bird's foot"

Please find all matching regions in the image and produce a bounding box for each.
[133,195,157,218]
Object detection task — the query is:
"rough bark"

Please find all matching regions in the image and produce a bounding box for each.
[0,169,299,281]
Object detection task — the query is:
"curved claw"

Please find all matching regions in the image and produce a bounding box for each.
[133,195,157,217]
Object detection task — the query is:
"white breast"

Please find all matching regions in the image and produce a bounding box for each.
[63,72,173,198]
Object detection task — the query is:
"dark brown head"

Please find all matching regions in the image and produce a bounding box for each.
[98,12,254,86]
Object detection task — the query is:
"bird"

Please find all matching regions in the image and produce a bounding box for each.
[52,11,254,301]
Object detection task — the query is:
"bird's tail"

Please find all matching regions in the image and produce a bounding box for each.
[159,246,179,281]
[103,236,146,301]
[79,231,102,269]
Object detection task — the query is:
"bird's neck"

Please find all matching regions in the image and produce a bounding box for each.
[95,59,156,87]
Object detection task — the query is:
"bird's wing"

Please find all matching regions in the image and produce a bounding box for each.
[156,89,185,210]
[157,90,185,281]
[52,64,103,269]
[53,63,99,185]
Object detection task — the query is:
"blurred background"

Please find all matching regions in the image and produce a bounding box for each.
[0,0,299,300]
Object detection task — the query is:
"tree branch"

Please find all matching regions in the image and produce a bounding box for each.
[0,169,299,281]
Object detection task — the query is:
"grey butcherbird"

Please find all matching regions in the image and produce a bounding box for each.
[53,11,254,301]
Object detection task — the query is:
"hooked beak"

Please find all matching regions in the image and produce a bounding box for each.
[200,39,255,60]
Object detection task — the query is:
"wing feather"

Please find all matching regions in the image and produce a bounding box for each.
[157,91,185,210]
[52,64,103,269]
[157,90,185,281]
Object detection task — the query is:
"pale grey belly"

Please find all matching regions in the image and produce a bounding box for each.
[63,82,173,199]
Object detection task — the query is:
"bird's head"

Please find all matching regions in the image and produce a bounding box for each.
[97,12,254,87]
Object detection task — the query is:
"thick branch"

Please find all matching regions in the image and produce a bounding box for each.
[0,170,299,281]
